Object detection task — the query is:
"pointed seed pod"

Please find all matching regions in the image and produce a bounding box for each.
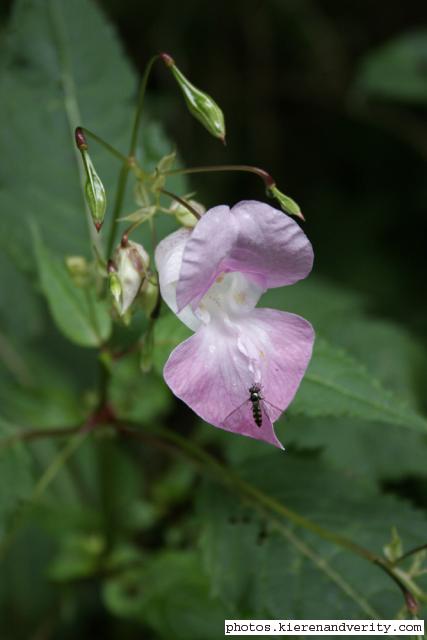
[75,127,107,231]
[267,184,304,221]
[160,53,226,142]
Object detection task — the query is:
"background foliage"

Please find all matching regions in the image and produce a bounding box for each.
[0,0,427,638]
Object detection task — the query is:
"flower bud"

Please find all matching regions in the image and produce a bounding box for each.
[161,53,226,142]
[65,255,89,287]
[84,152,107,231]
[140,278,159,317]
[169,198,205,228]
[75,128,107,231]
[111,240,150,316]
[108,270,122,308]
[267,184,304,221]
[383,526,403,563]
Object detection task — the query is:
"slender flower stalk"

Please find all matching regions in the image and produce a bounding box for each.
[161,165,304,219]
[159,188,202,220]
[79,127,129,164]
[106,55,160,257]
[162,163,275,186]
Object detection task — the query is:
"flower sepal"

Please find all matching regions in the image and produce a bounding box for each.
[109,239,150,316]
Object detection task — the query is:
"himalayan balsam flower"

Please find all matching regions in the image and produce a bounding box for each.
[155,200,314,448]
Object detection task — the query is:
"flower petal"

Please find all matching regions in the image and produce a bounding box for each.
[228,200,314,288]
[163,309,314,448]
[176,200,313,312]
[234,308,315,416]
[155,228,201,331]
[176,205,238,311]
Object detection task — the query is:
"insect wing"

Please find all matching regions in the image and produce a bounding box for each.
[260,397,282,423]
[222,398,253,433]
[222,396,281,433]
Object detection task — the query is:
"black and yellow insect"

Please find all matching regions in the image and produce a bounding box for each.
[222,382,279,432]
[249,384,263,427]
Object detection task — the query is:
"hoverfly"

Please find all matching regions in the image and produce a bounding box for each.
[222,383,281,432]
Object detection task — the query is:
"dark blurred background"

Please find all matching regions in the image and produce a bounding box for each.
[94,0,427,341]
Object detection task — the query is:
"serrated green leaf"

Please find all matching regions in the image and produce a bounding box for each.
[198,455,427,620]
[282,415,427,482]
[0,0,186,271]
[355,30,427,104]
[291,339,427,432]
[33,226,112,347]
[103,551,227,639]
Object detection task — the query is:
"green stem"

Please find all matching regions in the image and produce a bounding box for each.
[0,425,81,451]
[106,165,129,258]
[159,188,201,220]
[106,54,160,258]
[81,127,129,164]
[48,0,102,257]
[3,417,426,611]
[129,55,160,156]
[118,421,427,609]
[0,430,88,561]
[394,543,427,565]
[163,164,275,187]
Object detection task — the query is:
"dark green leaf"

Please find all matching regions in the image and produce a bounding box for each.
[33,226,112,347]
[198,454,427,619]
[103,551,227,639]
[292,339,427,432]
[355,31,427,104]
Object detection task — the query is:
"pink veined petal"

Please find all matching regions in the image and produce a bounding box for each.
[227,200,314,288]
[163,309,314,448]
[176,201,313,312]
[176,205,238,312]
[234,308,315,415]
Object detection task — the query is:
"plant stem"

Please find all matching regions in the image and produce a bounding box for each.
[163,164,275,187]
[4,416,426,612]
[106,54,160,258]
[81,127,129,163]
[0,425,81,451]
[118,420,427,610]
[159,188,201,220]
[48,0,102,257]
[394,543,427,565]
[129,55,160,156]
[0,430,88,561]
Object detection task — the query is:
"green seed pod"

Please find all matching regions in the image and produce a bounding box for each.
[65,255,90,288]
[267,184,304,221]
[161,53,226,142]
[75,128,107,231]
[83,151,107,231]
[108,270,122,309]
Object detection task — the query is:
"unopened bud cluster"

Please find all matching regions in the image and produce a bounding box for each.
[108,239,151,316]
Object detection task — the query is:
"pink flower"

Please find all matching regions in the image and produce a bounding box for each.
[155,201,314,448]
